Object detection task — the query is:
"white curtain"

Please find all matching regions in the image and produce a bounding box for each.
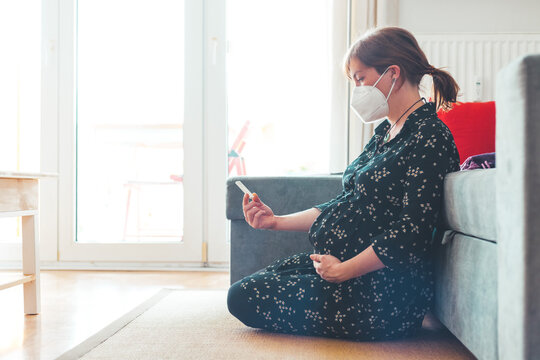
[328,0,399,171]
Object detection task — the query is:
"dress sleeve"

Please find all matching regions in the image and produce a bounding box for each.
[369,128,458,272]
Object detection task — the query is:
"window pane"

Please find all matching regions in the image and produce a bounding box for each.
[76,0,184,243]
[0,1,41,244]
[226,0,331,176]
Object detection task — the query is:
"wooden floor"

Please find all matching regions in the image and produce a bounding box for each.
[0,270,475,360]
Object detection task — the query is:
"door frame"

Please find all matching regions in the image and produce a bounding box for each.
[205,0,229,266]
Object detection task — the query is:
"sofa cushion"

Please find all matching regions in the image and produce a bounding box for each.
[437,101,496,165]
[441,168,496,242]
[434,231,497,360]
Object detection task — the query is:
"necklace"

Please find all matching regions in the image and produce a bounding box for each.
[382,97,425,145]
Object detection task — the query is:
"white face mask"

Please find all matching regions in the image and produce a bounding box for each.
[350,66,397,124]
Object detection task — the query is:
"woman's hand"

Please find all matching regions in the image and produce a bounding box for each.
[242,193,277,230]
[310,253,352,284]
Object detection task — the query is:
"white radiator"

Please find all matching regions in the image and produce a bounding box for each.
[416,34,540,102]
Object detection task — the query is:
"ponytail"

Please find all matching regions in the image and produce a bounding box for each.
[427,66,460,112]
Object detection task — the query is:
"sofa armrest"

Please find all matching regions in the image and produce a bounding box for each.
[226,175,342,284]
[496,54,540,360]
[226,175,343,220]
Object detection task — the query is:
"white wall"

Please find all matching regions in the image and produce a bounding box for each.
[398,0,540,33]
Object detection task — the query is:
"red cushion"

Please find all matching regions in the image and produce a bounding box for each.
[436,101,496,165]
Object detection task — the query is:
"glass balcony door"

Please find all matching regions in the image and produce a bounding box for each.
[225,0,332,177]
[58,0,204,262]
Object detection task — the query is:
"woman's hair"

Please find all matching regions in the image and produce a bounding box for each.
[344,26,459,112]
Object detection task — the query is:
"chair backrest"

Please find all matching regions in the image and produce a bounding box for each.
[228,120,250,175]
[229,120,250,155]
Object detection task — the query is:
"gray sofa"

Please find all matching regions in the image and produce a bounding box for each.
[225,54,540,360]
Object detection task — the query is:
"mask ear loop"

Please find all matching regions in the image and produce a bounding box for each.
[385,78,397,101]
[372,66,397,100]
[372,66,391,88]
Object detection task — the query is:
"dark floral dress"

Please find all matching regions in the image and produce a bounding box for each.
[227,101,461,341]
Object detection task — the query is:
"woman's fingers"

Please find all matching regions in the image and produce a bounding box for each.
[242,194,249,218]
[243,194,257,219]
[254,210,270,228]
[243,195,261,220]
[245,198,261,211]
[253,210,265,228]
[313,260,327,278]
[246,205,264,225]
[246,207,255,224]
[242,193,272,229]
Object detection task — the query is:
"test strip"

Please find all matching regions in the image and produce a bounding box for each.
[235,181,253,199]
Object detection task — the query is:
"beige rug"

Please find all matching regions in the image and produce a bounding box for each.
[56,288,475,360]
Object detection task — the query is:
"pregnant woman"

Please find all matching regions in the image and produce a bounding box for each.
[227,26,461,341]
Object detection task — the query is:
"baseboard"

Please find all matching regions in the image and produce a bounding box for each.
[0,261,229,272]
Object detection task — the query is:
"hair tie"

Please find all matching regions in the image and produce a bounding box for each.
[427,66,438,75]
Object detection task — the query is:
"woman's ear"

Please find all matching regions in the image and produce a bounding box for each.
[390,65,401,81]
[390,65,405,90]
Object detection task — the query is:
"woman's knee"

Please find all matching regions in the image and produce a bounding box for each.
[227,280,244,318]
[227,279,261,328]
